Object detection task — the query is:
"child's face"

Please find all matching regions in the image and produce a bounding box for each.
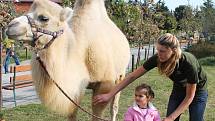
[135,89,150,108]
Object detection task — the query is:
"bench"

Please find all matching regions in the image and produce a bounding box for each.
[2,64,33,106]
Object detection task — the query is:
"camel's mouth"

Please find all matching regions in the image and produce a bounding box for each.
[6,27,26,37]
[6,28,33,42]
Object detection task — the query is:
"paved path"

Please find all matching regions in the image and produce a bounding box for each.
[2,60,40,108]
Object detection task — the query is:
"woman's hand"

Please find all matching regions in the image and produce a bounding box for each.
[93,93,112,105]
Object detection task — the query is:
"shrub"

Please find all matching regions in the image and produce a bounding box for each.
[198,56,215,66]
[187,42,215,59]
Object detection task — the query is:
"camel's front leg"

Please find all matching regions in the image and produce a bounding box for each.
[110,92,120,121]
[110,75,124,121]
[68,90,85,121]
[91,81,115,121]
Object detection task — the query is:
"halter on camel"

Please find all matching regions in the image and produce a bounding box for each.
[25,15,110,121]
[25,15,64,49]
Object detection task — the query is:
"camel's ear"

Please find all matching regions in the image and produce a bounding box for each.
[60,7,73,22]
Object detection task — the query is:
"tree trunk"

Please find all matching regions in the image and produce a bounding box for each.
[0,27,2,110]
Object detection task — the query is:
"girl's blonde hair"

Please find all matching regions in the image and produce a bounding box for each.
[157,33,181,76]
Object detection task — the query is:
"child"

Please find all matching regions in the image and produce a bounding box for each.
[124,83,161,121]
[3,37,20,73]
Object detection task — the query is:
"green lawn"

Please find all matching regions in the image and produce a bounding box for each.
[1,66,215,121]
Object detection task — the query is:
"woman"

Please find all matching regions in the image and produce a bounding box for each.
[93,33,208,121]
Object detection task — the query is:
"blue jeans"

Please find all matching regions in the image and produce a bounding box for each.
[4,48,20,73]
[166,89,208,121]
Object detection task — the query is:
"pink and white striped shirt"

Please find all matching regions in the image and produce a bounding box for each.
[124,102,161,121]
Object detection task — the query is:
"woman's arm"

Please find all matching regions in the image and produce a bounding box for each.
[163,83,196,121]
[93,66,147,104]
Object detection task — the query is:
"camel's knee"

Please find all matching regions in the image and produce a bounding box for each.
[67,109,78,121]
[68,114,76,121]
[92,102,109,121]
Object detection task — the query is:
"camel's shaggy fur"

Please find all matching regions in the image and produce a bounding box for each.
[6,0,130,120]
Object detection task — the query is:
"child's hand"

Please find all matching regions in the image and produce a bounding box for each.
[11,51,14,55]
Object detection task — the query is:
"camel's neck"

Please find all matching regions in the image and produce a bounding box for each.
[31,23,90,94]
[35,27,73,78]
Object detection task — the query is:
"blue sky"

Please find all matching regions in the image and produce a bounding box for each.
[154,0,213,11]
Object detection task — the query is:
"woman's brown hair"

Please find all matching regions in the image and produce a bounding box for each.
[157,33,181,76]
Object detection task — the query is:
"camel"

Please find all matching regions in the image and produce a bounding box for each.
[6,0,130,120]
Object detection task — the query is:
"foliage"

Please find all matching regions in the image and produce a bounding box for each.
[200,0,215,37]
[106,0,159,46]
[153,1,176,32]
[199,56,215,66]
[187,42,215,59]
[62,0,75,8]
[174,5,202,35]
[174,5,190,21]
[163,15,177,32]
[52,0,214,47]
[0,2,16,27]
[0,112,4,119]
[0,1,20,48]
[1,0,213,48]
[155,0,169,13]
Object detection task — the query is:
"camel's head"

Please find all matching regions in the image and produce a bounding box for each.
[6,0,73,49]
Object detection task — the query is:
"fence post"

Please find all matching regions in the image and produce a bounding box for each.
[152,46,155,55]
[147,43,151,60]
[25,47,28,59]
[131,54,134,72]
[144,48,147,60]
[136,44,141,69]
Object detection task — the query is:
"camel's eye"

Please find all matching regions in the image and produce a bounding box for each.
[38,15,49,22]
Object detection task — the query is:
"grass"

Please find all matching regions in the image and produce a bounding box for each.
[1,66,215,121]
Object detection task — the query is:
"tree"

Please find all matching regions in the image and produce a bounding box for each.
[174,5,188,21]
[155,0,169,13]
[153,1,176,32]
[163,15,177,32]
[62,0,75,8]
[0,2,17,110]
[106,0,143,44]
[0,2,16,28]
[200,0,215,37]
[174,5,202,36]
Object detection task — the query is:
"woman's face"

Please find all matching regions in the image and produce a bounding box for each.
[135,89,150,108]
[156,44,173,62]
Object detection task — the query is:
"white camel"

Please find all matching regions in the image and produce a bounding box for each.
[6,0,130,121]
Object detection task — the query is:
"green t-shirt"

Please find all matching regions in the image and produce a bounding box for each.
[143,52,207,91]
